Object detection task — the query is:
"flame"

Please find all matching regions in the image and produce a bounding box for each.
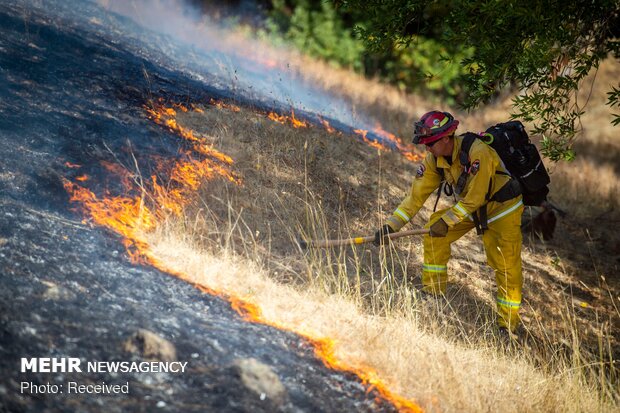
[100,160,135,190]
[267,110,308,128]
[353,126,422,162]
[65,101,241,264]
[75,175,89,182]
[64,100,421,412]
[319,117,336,134]
[142,104,241,217]
[372,124,422,162]
[268,111,287,124]
[145,101,240,171]
[264,108,420,163]
[354,129,388,152]
[63,180,156,263]
[290,110,308,128]
[65,161,82,169]
[172,102,188,112]
[209,98,240,112]
[231,292,422,413]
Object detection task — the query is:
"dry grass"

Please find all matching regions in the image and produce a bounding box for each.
[148,226,613,413]
[141,54,619,411]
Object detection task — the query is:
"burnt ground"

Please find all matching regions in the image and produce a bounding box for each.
[0,1,402,412]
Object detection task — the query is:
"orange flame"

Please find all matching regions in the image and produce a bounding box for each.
[319,117,336,134]
[267,110,308,128]
[372,124,422,162]
[268,111,287,124]
[290,110,308,128]
[65,101,241,263]
[145,102,240,171]
[172,102,189,112]
[263,108,419,163]
[354,129,388,152]
[63,180,156,263]
[209,98,241,112]
[65,161,82,169]
[100,160,135,190]
[64,100,421,412]
[231,292,422,413]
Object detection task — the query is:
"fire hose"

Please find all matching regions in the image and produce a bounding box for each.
[298,228,429,250]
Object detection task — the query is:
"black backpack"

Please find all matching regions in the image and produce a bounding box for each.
[468,120,550,206]
[433,120,550,233]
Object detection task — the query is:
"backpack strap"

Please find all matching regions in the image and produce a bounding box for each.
[454,133,477,195]
[431,158,457,212]
[489,178,522,203]
[433,166,444,212]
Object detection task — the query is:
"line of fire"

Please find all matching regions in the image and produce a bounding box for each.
[62,98,422,412]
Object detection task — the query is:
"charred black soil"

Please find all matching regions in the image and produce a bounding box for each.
[0,1,406,411]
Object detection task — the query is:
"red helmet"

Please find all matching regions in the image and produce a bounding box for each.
[412,111,459,145]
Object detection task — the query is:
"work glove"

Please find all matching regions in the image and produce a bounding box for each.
[373,224,395,246]
[429,218,448,237]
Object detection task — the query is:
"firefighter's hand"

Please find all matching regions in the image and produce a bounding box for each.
[373,224,395,246]
[429,219,448,237]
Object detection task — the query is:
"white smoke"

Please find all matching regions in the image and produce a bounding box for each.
[95,0,375,130]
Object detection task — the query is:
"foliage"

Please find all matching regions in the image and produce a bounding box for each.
[262,0,470,103]
[608,85,620,126]
[266,0,365,70]
[385,39,473,104]
[335,0,620,161]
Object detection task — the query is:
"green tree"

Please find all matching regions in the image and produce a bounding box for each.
[267,0,365,70]
[264,1,471,102]
[335,0,620,161]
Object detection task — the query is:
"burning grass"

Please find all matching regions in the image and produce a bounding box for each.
[141,99,617,411]
[63,100,427,411]
[63,61,619,412]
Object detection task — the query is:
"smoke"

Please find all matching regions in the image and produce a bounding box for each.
[95,0,377,131]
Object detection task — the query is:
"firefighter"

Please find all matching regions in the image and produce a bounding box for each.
[374,111,524,334]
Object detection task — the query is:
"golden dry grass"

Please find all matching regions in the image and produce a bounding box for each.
[142,55,619,411]
[149,229,611,412]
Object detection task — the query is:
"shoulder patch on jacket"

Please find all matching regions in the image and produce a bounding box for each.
[416,164,426,178]
[470,159,480,175]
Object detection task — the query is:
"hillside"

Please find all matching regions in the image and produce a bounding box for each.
[0,1,418,411]
[143,57,620,411]
[2,0,617,411]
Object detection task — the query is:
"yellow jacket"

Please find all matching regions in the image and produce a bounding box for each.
[387,134,523,231]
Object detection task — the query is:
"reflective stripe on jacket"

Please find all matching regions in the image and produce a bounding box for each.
[387,134,522,231]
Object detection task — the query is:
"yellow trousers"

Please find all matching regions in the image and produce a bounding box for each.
[422,204,524,331]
